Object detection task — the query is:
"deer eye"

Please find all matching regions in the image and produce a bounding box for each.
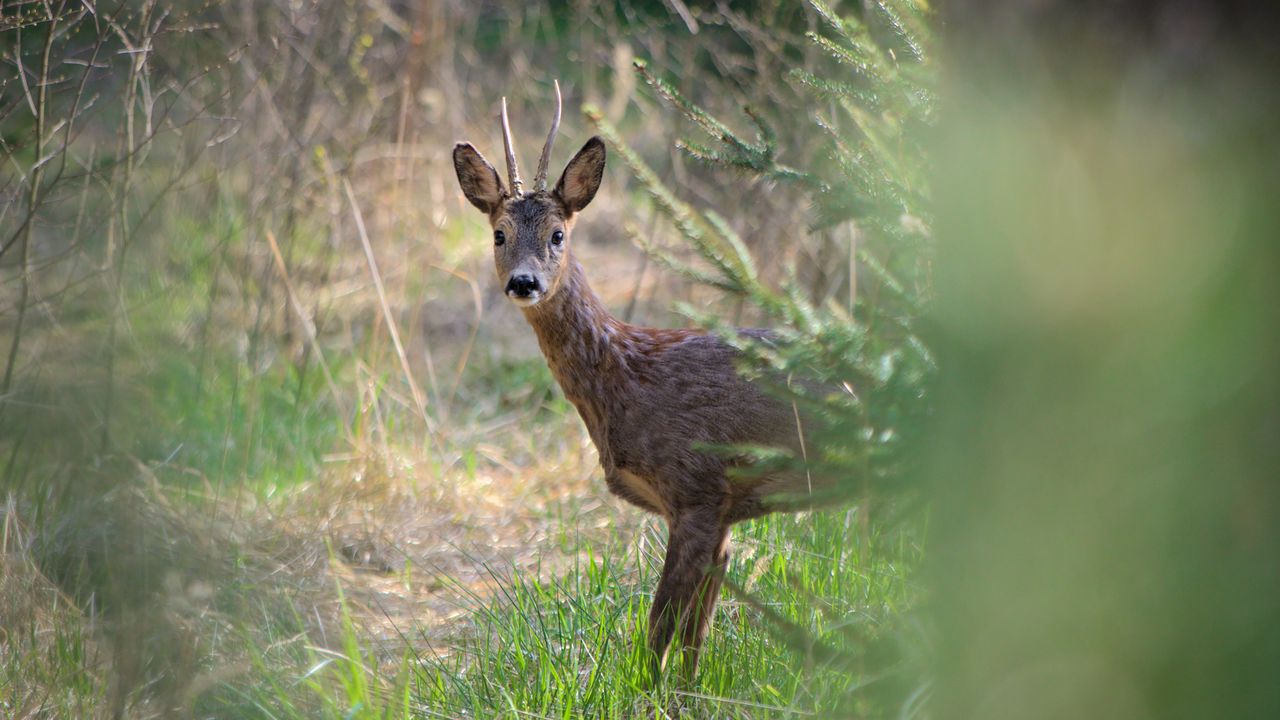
[494,230,505,246]
[551,230,564,246]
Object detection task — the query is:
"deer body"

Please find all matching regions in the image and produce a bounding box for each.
[522,258,799,523]
[453,86,817,680]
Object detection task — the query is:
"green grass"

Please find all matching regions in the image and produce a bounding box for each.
[144,349,345,490]
[252,507,925,720]
[1,428,921,720]
[0,570,106,717]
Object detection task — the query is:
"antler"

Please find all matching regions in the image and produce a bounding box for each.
[500,97,523,197]
[533,79,562,193]
[500,82,562,197]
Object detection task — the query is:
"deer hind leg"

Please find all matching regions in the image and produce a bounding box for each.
[646,507,729,683]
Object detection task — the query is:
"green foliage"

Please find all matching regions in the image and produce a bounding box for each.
[586,0,936,712]
[632,0,934,237]
[594,0,934,514]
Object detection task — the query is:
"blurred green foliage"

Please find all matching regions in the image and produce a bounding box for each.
[930,3,1280,719]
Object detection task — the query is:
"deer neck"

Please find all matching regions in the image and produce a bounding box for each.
[521,257,624,408]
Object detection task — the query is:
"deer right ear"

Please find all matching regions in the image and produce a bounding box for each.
[453,143,506,213]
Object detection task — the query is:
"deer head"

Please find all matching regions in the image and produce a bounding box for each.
[452,81,606,308]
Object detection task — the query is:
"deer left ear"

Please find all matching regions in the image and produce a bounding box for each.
[554,137,606,215]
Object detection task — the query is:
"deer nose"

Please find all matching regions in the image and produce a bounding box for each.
[506,274,540,297]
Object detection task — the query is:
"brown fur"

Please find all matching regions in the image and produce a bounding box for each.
[453,134,822,682]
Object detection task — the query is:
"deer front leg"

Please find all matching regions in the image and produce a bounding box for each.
[679,528,730,680]
[647,507,730,683]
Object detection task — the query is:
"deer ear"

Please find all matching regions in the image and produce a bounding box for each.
[453,143,505,213]
[554,136,606,214]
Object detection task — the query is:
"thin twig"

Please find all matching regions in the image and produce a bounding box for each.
[343,178,435,435]
[2,2,63,404]
[265,230,353,442]
[848,223,857,316]
[787,374,813,495]
[429,264,484,416]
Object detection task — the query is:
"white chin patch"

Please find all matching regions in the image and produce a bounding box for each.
[507,293,542,308]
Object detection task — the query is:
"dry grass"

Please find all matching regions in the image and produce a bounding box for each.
[0,419,661,716]
[2,498,109,718]
[267,434,639,661]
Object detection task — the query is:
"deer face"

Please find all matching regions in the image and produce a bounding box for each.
[452,137,605,308]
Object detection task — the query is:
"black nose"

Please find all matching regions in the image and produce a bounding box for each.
[506,274,539,297]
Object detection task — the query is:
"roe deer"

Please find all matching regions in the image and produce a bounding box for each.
[452,82,823,682]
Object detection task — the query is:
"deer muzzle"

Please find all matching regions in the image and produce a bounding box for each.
[505,272,543,306]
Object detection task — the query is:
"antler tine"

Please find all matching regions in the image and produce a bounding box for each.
[534,80,562,192]
[500,97,523,197]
